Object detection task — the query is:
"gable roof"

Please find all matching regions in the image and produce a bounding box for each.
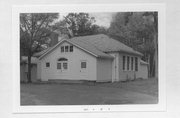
[38,38,114,60]
[38,34,142,60]
[70,34,142,55]
[68,39,114,59]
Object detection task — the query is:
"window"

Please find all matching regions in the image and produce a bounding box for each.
[127,56,130,70]
[61,45,73,53]
[135,57,138,71]
[81,61,87,69]
[61,46,64,52]
[65,46,69,52]
[58,58,68,61]
[57,58,68,70]
[46,62,50,67]
[131,57,134,71]
[63,63,68,69]
[70,45,73,52]
[123,56,126,70]
[57,63,61,69]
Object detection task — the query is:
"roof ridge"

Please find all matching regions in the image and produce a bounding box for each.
[70,36,106,52]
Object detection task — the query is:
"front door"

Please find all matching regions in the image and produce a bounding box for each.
[112,53,119,82]
[80,60,88,80]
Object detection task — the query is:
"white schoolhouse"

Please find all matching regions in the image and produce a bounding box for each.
[35,34,148,82]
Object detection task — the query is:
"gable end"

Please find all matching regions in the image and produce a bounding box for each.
[39,39,99,60]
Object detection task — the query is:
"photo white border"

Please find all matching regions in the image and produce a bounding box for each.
[12,3,166,113]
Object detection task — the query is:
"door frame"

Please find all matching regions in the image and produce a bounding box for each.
[111,53,119,82]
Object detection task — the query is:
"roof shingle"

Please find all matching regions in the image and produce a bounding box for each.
[70,34,142,55]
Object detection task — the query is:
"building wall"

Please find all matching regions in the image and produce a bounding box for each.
[118,53,141,81]
[20,64,37,82]
[108,52,119,82]
[40,41,97,81]
[37,60,41,80]
[96,58,112,82]
[20,64,27,82]
[138,64,148,79]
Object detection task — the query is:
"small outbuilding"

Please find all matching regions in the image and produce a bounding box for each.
[20,56,38,82]
[139,60,149,79]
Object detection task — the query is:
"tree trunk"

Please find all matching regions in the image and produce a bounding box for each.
[154,32,158,78]
[149,52,155,77]
[153,12,158,79]
[27,55,32,83]
[150,33,158,78]
[147,54,151,77]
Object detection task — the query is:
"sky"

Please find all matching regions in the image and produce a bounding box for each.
[89,12,115,28]
[58,12,115,28]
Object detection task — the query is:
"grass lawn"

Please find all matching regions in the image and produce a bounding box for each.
[20,78,158,105]
[97,78,158,97]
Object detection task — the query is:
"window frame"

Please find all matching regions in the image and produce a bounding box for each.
[81,61,87,69]
[61,46,64,52]
[46,62,50,68]
[63,62,68,70]
[57,62,61,69]
[123,56,126,71]
[70,45,73,52]
[131,57,134,71]
[127,56,130,71]
[65,46,69,52]
[57,58,68,71]
[135,57,138,71]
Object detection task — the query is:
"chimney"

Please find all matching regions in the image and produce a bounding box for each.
[58,33,69,41]
[54,31,65,42]
[58,34,63,42]
[52,30,69,46]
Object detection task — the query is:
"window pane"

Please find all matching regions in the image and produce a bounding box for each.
[135,57,138,71]
[81,62,86,68]
[127,56,129,70]
[70,45,73,52]
[61,46,64,52]
[123,56,126,70]
[63,63,67,69]
[57,63,61,69]
[65,46,69,52]
[46,62,50,67]
[131,57,134,70]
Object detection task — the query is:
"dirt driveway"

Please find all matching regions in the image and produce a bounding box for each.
[21,78,158,105]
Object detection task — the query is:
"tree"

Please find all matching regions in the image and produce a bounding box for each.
[20,13,59,83]
[108,12,134,46]
[65,13,96,36]
[54,13,107,38]
[143,12,158,78]
[91,24,108,35]
[108,12,158,78]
